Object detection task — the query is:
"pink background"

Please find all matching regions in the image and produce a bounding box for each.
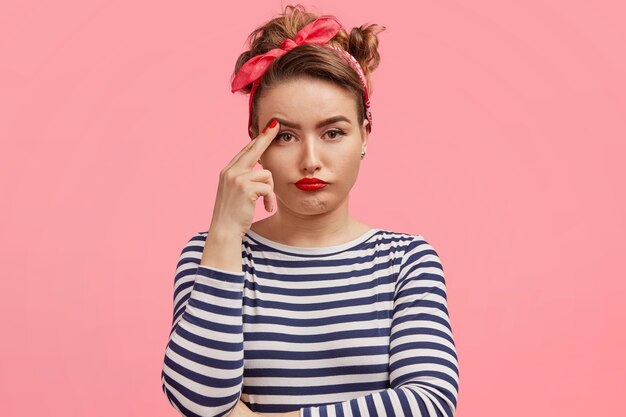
[1,1,624,416]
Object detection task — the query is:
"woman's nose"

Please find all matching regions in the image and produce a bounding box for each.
[300,140,321,173]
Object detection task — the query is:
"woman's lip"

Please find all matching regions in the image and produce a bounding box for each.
[294,183,328,191]
[295,178,328,184]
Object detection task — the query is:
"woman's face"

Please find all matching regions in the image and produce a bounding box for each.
[255,77,369,216]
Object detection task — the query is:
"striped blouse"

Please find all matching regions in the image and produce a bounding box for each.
[161,228,459,417]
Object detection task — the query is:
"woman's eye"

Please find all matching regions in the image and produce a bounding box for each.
[325,129,346,140]
[275,129,345,143]
[275,132,294,142]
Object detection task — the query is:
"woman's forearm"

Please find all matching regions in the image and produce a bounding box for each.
[162,233,246,417]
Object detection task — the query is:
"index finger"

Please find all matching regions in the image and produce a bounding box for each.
[236,118,280,169]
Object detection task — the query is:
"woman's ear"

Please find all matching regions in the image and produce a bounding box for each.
[361,119,370,151]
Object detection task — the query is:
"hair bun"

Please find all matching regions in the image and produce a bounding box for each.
[347,23,386,78]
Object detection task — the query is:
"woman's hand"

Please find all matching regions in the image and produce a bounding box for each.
[227,400,300,417]
[208,118,280,240]
[226,400,260,417]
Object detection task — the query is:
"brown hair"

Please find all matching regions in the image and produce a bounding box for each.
[232,4,386,137]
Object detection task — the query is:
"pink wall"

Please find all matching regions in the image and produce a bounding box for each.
[1,1,624,416]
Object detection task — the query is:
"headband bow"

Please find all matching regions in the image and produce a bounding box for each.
[231,16,372,135]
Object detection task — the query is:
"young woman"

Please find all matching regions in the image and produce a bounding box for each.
[161,5,459,417]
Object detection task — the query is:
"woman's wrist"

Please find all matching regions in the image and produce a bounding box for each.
[259,411,300,417]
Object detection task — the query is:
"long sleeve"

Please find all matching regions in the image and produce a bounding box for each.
[161,232,246,417]
[300,236,459,417]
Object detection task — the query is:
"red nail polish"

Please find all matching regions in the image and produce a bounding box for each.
[262,118,277,134]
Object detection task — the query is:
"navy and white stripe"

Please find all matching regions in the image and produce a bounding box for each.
[161,228,459,417]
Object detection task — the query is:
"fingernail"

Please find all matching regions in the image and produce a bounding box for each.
[262,118,278,134]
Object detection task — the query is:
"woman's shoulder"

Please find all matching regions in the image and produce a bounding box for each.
[373,228,441,261]
[372,227,426,244]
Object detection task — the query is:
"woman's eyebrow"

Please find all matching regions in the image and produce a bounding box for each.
[273,115,352,129]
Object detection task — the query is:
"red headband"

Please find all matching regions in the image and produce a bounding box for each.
[231,16,372,135]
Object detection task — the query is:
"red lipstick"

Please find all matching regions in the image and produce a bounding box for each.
[295,177,329,191]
